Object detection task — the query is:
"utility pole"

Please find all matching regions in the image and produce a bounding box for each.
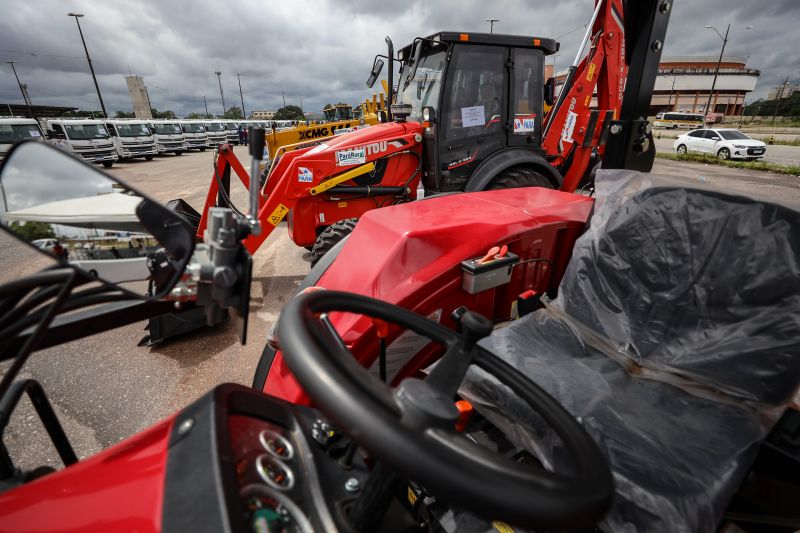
[667,76,677,111]
[703,24,729,119]
[68,13,107,118]
[485,18,499,33]
[282,91,286,108]
[203,95,209,117]
[3,61,33,118]
[235,73,246,118]
[214,71,226,115]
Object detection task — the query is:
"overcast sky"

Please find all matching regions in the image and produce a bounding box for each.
[0,0,797,117]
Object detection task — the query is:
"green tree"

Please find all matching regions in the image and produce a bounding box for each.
[151,108,177,119]
[115,111,135,118]
[273,105,306,121]
[223,106,244,119]
[9,221,55,242]
[186,112,213,119]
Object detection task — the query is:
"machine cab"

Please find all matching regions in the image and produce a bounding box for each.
[395,32,557,192]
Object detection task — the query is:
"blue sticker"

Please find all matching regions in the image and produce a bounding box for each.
[298,167,313,182]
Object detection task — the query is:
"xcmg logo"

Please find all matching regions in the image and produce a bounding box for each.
[298,127,330,140]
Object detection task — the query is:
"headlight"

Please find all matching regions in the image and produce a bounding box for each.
[733,144,748,149]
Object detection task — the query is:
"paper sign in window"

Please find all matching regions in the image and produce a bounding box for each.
[461,106,485,128]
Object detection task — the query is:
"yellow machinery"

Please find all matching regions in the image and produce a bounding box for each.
[263,80,390,161]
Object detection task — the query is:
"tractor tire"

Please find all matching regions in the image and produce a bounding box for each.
[310,218,358,267]
[486,166,555,191]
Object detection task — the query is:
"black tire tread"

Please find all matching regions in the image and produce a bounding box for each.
[310,218,358,267]
[486,167,555,190]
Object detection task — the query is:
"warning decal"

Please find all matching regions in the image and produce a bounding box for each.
[267,203,289,226]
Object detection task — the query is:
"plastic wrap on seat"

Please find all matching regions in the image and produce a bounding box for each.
[461,170,800,532]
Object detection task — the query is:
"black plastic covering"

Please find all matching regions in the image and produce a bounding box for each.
[462,170,800,532]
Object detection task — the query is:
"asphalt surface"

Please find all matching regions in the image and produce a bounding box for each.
[2,145,799,472]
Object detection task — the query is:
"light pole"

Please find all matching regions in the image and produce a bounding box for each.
[703,24,751,120]
[67,13,107,118]
[666,75,677,111]
[235,73,246,118]
[214,71,226,115]
[203,95,209,117]
[3,61,33,118]
[485,18,499,33]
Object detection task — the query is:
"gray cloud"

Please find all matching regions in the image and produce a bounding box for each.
[0,0,797,116]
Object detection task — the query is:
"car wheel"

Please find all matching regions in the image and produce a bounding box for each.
[144,155,154,161]
[102,161,113,168]
[676,144,687,155]
[717,147,730,160]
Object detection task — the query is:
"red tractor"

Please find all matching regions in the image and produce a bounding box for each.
[191,0,625,264]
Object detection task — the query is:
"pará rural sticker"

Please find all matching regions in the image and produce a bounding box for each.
[298,167,313,182]
[336,147,366,166]
[513,114,537,133]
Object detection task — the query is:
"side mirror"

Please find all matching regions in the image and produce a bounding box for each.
[544,78,556,107]
[403,39,424,91]
[0,142,194,299]
[45,131,54,140]
[366,58,385,88]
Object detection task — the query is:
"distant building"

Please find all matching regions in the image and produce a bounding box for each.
[555,56,760,117]
[251,110,276,120]
[124,76,153,119]
[767,82,799,100]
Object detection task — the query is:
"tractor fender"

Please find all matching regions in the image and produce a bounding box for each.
[463,148,563,191]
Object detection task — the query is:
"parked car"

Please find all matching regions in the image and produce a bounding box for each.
[31,238,58,252]
[673,128,767,161]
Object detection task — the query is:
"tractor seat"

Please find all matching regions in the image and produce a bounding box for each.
[462,170,800,532]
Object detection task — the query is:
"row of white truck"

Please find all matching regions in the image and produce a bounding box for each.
[0,117,286,167]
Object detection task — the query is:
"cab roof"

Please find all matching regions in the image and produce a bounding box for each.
[399,31,559,60]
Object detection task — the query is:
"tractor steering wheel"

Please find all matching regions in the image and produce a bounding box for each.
[277,290,613,530]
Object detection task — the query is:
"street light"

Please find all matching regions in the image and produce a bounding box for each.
[485,18,499,33]
[703,24,752,120]
[215,71,226,115]
[67,13,107,118]
[667,76,677,111]
[235,73,246,119]
[3,61,33,118]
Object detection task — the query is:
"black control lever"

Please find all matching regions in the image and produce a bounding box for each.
[425,311,493,397]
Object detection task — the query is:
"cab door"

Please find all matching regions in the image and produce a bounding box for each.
[508,48,545,148]
[437,44,508,191]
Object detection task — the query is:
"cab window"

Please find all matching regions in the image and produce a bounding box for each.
[511,48,544,141]
[442,45,507,142]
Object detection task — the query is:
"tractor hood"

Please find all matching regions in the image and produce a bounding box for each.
[310,121,422,152]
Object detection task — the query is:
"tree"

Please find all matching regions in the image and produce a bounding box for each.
[9,221,55,242]
[273,105,306,121]
[223,106,244,120]
[186,112,213,119]
[151,108,177,119]
[115,111,135,118]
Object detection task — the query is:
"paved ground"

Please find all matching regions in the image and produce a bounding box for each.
[2,147,799,472]
[654,136,800,167]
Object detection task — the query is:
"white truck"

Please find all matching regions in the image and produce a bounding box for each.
[179,120,208,151]
[0,117,46,160]
[149,120,186,155]
[223,120,241,145]
[203,121,227,147]
[44,119,118,168]
[105,120,158,161]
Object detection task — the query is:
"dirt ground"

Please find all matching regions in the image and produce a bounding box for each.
[1,147,798,471]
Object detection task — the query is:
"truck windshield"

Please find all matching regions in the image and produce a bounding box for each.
[396,43,447,123]
[206,123,225,132]
[153,123,182,134]
[64,124,109,140]
[183,124,204,133]
[116,124,151,137]
[0,123,42,143]
[225,123,238,130]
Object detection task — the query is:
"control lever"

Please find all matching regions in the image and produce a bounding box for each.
[248,127,266,236]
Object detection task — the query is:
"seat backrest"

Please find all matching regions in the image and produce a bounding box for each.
[556,171,800,405]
